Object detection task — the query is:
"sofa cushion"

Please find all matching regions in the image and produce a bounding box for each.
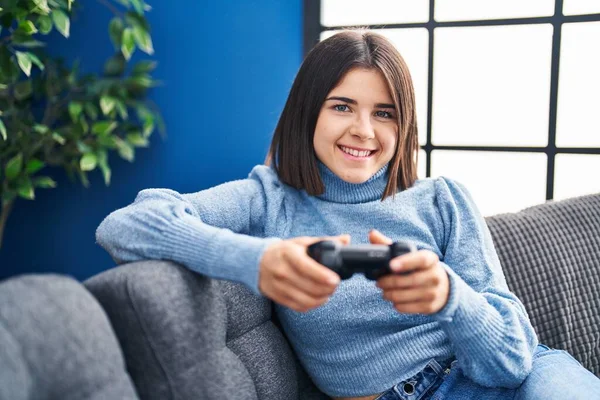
[485,193,600,376]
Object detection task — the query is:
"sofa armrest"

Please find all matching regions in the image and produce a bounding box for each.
[84,260,301,400]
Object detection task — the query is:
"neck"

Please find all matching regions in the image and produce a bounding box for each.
[315,161,390,204]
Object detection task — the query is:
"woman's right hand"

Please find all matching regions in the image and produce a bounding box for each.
[258,235,351,313]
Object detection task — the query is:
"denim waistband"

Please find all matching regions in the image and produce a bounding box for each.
[374,358,457,400]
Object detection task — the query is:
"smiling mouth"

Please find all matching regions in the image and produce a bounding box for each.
[338,145,377,158]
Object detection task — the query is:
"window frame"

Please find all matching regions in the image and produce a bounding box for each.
[304,0,600,200]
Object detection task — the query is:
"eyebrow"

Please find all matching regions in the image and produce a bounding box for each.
[325,96,395,109]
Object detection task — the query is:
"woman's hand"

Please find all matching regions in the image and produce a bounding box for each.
[258,235,350,313]
[369,230,450,314]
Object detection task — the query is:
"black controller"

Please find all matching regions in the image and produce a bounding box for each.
[307,240,417,280]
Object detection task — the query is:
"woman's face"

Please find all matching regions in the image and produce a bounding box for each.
[313,68,399,184]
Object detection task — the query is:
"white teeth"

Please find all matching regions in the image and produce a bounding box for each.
[340,146,373,158]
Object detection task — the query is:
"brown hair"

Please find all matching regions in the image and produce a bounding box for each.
[265,30,419,200]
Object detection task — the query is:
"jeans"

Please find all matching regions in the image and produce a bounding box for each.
[373,345,600,400]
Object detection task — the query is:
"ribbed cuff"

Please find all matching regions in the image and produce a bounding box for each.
[433,262,506,345]
[160,209,281,295]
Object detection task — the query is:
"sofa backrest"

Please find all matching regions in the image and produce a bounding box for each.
[485,192,600,376]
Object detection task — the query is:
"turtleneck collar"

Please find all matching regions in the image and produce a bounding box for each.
[315,161,390,204]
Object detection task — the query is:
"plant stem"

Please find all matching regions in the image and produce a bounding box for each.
[97,0,123,17]
[0,200,14,250]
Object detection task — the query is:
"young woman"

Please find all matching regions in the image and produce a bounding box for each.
[96,30,600,399]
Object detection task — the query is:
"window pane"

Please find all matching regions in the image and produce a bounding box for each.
[554,154,600,201]
[418,149,427,179]
[320,28,429,146]
[563,0,600,16]
[321,0,429,27]
[435,0,555,22]
[432,25,552,147]
[556,22,600,148]
[430,151,547,216]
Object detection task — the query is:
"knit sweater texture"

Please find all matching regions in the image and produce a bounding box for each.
[96,162,538,397]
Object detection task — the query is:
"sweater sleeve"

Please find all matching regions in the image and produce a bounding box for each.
[95,165,283,294]
[431,176,538,389]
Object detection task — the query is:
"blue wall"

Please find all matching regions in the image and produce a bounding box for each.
[0,0,303,281]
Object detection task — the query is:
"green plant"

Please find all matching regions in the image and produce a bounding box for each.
[0,0,164,248]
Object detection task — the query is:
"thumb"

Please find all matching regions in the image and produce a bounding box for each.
[369,229,392,245]
[321,234,351,245]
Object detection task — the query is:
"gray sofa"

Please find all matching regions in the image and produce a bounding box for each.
[84,193,600,399]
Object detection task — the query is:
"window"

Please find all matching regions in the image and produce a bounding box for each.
[305,0,600,216]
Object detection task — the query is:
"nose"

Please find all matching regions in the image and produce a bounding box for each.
[350,113,375,141]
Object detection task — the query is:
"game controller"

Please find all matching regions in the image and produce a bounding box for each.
[307,240,417,280]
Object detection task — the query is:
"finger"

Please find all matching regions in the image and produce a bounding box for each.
[382,287,437,304]
[285,244,341,287]
[368,229,393,245]
[389,250,439,273]
[376,269,437,290]
[292,234,351,247]
[288,265,339,297]
[326,234,351,245]
[275,284,329,312]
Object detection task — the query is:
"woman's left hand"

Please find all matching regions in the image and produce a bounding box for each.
[369,230,450,315]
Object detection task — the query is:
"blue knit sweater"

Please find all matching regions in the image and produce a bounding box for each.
[96,162,538,397]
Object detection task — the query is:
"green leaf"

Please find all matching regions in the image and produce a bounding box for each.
[18,20,38,35]
[97,150,111,185]
[14,80,33,100]
[129,74,155,88]
[84,102,99,120]
[100,96,117,115]
[103,53,126,76]
[129,0,144,14]
[109,17,124,49]
[115,137,134,162]
[6,153,23,180]
[0,118,6,141]
[33,124,49,134]
[26,52,44,71]
[126,132,148,147]
[52,132,66,145]
[132,25,153,55]
[52,9,70,38]
[79,116,89,134]
[77,140,92,153]
[142,118,154,137]
[92,121,117,135]
[33,176,57,188]
[80,153,97,171]
[132,60,157,75]
[32,0,51,14]
[78,169,90,188]
[115,99,128,119]
[15,51,32,76]
[26,158,45,174]
[17,178,35,200]
[69,101,83,122]
[121,28,135,61]
[37,14,52,34]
